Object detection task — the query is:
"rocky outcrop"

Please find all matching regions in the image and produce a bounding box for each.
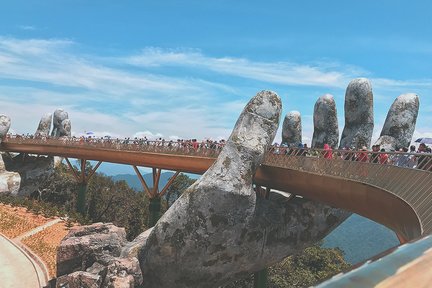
[0,114,11,143]
[3,154,54,197]
[0,155,21,195]
[35,113,52,138]
[51,109,69,137]
[56,223,142,288]
[378,93,419,150]
[282,111,302,146]
[312,94,339,149]
[339,78,374,149]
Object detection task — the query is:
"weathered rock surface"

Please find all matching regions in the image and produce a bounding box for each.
[57,223,127,276]
[51,109,69,137]
[138,91,350,287]
[339,78,374,149]
[282,111,302,146]
[0,155,21,195]
[0,114,11,142]
[56,271,102,288]
[56,223,142,288]
[312,94,339,149]
[3,154,54,197]
[59,119,71,137]
[378,93,419,150]
[35,113,52,138]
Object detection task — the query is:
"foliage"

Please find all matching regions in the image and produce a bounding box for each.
[164,173,196,208]
[224,245,351,288]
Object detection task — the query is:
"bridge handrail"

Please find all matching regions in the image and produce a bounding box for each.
[263,147,432,236]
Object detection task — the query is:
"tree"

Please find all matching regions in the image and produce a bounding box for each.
[164,173,196,208]
[224,245,351,288]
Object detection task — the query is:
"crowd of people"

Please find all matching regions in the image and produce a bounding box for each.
[6,133,432,171]
[270,142,432,171]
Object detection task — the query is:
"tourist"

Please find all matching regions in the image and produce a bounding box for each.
[370,145,380,164]
[323,143,333,159]
[357,146,369,162]
[378,148,389,164]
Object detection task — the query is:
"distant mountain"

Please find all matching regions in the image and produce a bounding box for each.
[322,214,399,264]
[112,172,175,192]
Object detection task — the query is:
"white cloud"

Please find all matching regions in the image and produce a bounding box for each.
[125,48,352,87]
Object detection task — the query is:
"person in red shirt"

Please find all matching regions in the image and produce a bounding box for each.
[379,148,389,164]
[323,143,333,159]
[357,146,369,162]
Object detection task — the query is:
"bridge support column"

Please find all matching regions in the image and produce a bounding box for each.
[65,158,102,215]
[149,197,162,227]
[133,166,180,227]
[254,185,270,288]
[77,182,87,214]
[254,269,268,288]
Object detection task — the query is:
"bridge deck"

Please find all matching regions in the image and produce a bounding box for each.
[1,137,432,241]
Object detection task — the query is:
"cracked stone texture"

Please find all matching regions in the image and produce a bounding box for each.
[59,118,72,137]
[378,93,419,150]
[35,113,52,138]
[56,223,142,288]
[0,114,11,142]
[339,78,374,149]
[312,94,339,149]
[0,155,21,195]
[51,109,69,137]
[282,111,302,146]
[138,91,350,287]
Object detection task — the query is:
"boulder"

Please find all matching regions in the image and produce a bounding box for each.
[282,111,302,146]
[379,93,419,150]
[51,109,69,137]
[56,223,142,288]
[0,155,21,195]
[2,154,54,197]
[56,271,102,288]
[35,113,52,138]
[339,78,374,149]
[0,114,11,142]
[312,94,339,148]
[57,223,127,277]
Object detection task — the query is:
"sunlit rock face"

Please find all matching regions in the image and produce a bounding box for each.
[378,93,419,150]
[282,111,302,146]
[312,94,339,149]
[35,113,52,138]
[339,78,374,149]
[51,109,69,137]
[56,223,143,288]
[0,115,11,143]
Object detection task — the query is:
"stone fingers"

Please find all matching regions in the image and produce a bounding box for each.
[339,78,374,149]
[0,115,11,142]
[35,113,52,137]
[376,93,419,150]
[312,94,339,149]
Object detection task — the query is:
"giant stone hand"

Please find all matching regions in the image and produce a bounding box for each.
[139,91,350,288]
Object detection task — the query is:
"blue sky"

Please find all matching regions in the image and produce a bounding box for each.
[0,0,431,144]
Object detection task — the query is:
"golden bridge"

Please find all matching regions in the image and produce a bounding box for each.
[2,136,432,244]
